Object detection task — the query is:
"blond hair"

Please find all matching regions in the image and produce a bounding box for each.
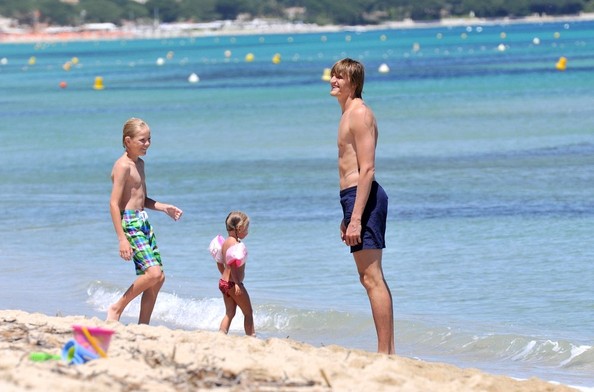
[122,117,149,148]
[330,58,365,99]
[225,211,250,240]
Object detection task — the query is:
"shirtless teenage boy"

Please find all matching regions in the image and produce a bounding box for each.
[330,58,394,354]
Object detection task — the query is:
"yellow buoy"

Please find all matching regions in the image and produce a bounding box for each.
[321,68,331,81]
[245,53,254,62]
[555,56,567,71]
[71,57,79,64]
[28,56,36,65]
[93,76,104,90]
[272,53,281,64]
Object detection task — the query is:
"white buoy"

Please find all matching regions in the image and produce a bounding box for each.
[378,63,390,73]
[497,43,506,52]
[156,57,165,66]
[1,57,8,65]
[532,37,541,45]
[188,73,199,83]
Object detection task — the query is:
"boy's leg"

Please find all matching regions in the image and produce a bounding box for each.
[107,266,164,322]
[353,249,394,354]
[108,214,164,324]
[138,266,165,324]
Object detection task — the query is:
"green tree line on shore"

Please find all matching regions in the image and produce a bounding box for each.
[1,0,593,27]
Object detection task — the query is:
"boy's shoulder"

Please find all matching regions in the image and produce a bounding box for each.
[112,154,137,174]
[114,153,143,166]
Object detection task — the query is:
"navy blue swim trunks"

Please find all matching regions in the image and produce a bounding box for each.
[340,181,388,253]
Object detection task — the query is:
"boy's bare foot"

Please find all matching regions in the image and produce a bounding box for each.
[106,304,121,322]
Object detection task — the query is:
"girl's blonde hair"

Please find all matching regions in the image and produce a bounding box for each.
[225,211,250,239]
[122,117,149,148]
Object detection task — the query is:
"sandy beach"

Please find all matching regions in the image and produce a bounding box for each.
[0,309,578,392]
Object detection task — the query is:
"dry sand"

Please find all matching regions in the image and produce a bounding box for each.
[0,310,577,392]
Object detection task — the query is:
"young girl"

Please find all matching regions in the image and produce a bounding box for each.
[107,117,182,324]
[209,211,255,336]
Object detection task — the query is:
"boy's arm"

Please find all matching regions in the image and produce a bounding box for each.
[145,197,183,221]
[344,106,377,243]
[110,162,133,260]
[141,163,183,220]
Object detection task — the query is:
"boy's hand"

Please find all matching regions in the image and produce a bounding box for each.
[344,220,362,246]
[119,239,133,260]
[164,205,183,221]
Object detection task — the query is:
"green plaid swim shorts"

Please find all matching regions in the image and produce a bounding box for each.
[121,210,162,275]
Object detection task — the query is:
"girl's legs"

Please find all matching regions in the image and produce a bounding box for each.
[230,284,255,336]
[219,294,237,334]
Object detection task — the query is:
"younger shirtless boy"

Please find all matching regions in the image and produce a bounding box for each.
[107,118,182,324]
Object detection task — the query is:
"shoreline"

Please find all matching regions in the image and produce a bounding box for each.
[0,309,581,391]
[1,13,594,44]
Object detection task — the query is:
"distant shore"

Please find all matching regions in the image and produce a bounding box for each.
[2,13,594,44]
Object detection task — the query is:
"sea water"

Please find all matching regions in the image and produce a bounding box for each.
[1,20,593,388]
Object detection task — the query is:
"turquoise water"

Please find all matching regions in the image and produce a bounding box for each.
[1,20,593,387]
